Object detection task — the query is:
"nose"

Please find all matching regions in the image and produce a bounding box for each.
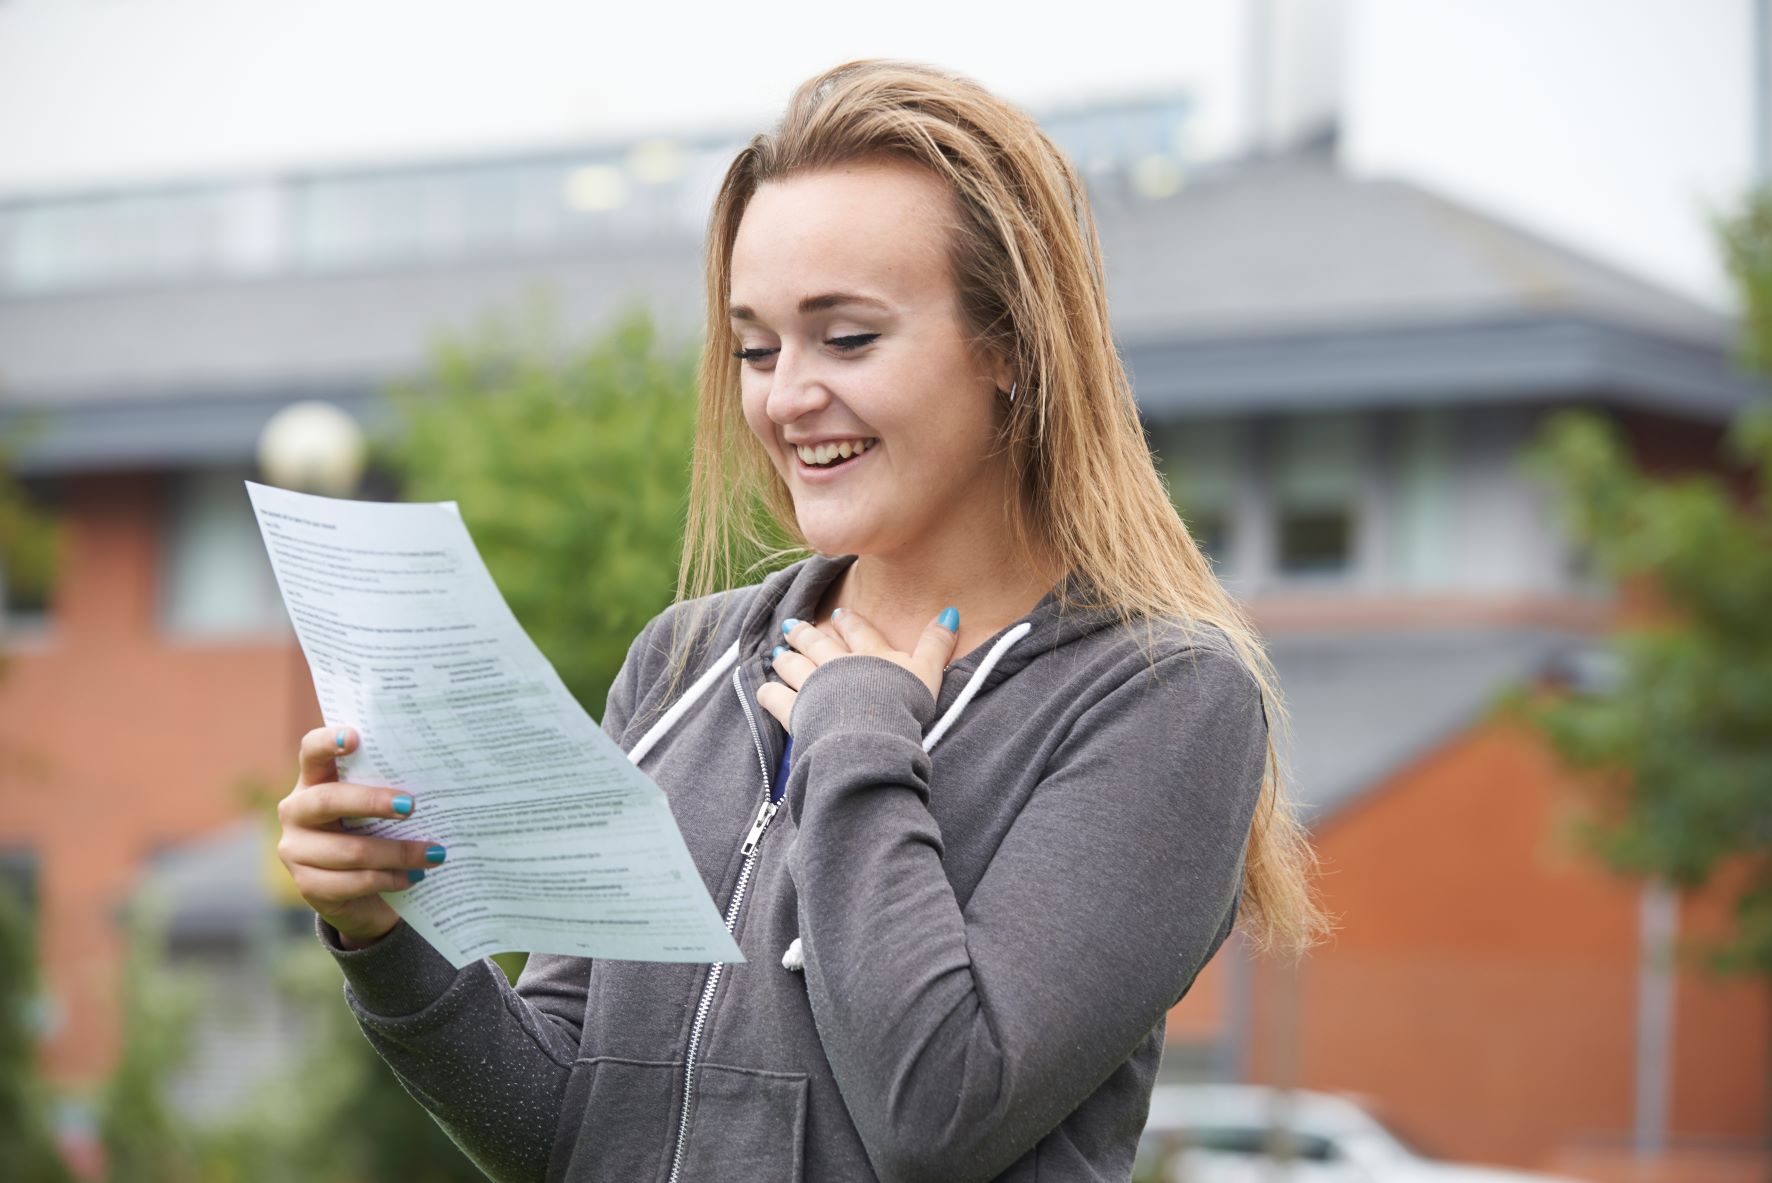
[763,343,834,427]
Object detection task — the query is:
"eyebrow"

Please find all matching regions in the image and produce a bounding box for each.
[727,292,892,322]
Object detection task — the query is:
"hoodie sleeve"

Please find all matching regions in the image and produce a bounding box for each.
[311,609,664,1183]
[783,646,1268,1183]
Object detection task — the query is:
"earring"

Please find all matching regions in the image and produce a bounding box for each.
[1001,380,1018,404]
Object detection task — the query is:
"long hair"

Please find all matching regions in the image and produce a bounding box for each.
[672,58,1332,957]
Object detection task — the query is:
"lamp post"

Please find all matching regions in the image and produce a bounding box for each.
[255,399,368,499]
[255,400,369,833]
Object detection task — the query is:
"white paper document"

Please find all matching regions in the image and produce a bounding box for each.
[245,480,743,969]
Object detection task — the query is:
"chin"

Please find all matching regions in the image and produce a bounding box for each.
[793,514,884,559]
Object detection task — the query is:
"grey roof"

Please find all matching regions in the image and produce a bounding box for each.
[1103,146,1767,423]
[1099,146,1733,346]
[3,141,1763,473]
[1266,624,1577,827]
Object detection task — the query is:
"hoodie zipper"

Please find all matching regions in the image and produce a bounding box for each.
[665,665,779,1183]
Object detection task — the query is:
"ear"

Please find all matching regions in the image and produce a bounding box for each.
[969,334,1018,401]
[992,356,1017,396]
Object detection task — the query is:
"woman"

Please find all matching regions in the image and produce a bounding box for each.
[277,58,1328,1183]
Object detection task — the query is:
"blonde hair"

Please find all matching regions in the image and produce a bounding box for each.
[673,58,1332,958]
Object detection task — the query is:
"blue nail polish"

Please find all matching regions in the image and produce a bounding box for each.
[938,607,959,632]
[406,869,426,884]
[392,794,414,817]
[425,845,447,865]
[336,728,348,752]
[781,618,801,635]
[771,644,786,660]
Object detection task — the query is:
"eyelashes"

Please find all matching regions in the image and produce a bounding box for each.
[731,333,879,365]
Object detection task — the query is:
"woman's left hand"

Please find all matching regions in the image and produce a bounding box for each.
[757,606,959,733]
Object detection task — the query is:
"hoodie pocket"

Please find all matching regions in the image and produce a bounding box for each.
[675,1061,808,1180]
[546,1056,680,1183]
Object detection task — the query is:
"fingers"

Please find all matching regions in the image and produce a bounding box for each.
[780,617,848,665]
[288,865,430,909]
[297,724,359,791]
[910,607,961,683]
[279,781,414,830]
[756,681,795,733]
[278,829,444,874]
[829,606,890,655]
[768,643,816,691]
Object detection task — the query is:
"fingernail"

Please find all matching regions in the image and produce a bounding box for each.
[781,618,800,635]
[832,607,846,620]
[406,869,426,885]
[425,845,447,865]
[335,728,349,752]
[771,644,786,660]
[392,794,414,817]
[938,607,959,632]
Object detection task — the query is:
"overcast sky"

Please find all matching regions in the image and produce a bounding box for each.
[0,0,1757,312]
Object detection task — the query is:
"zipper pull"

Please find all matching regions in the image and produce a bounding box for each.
[740,799,779,858]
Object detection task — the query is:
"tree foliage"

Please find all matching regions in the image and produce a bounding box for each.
[1518,182,1772,975]
[0,879,71,1183]
[0,428,58,624]
[97,898,201,1183]
[190,934,488,1183]
[88,894,489,1182]
[0,425,68,1180]
[375,289,702,719]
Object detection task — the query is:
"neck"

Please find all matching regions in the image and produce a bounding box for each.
[815,510,1064,665]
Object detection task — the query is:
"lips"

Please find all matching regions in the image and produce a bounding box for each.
[793,441,873,482]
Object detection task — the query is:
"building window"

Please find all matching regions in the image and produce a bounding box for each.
[1277,507,1353,575]
[159,470,288,639]
[1272,412,1366,581]
[0,847,39,917]
[0,475,60,636]
[1391,406,1455,589]
[1184,508,1231,566]
[1153,417,1243,574]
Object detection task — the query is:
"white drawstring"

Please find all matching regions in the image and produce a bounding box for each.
[625,623,1031,764]
[625,640,741,766]
[922,622,1032,751]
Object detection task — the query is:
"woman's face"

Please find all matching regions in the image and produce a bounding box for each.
[729,157,1014,562]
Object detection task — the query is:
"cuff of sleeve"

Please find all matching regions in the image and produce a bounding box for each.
[314,913,463,1019]
[790,654,938,741]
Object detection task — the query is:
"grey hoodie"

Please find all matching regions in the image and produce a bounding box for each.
[318,552,1269,1183]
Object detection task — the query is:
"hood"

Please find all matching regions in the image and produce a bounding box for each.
[728,553,1130,713]
[624,551,1224,770]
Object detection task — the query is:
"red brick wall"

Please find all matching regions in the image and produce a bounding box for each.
[0,473,316,1085]
[1239,712,1767,1169]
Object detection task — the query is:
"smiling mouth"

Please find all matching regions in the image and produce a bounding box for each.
[794,438,877,472]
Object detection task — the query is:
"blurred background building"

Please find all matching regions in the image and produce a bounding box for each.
[1,1,1767,1181]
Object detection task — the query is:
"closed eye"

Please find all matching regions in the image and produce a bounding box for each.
[732,333,879,365]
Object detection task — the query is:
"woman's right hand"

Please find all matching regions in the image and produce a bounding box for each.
[277,725,444,950]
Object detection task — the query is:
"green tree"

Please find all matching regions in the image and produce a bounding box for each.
[377,290,702,719]
[0,428,59,628]
[97,898,201,1183]
[225,290,705,1177]
[0,429,69,1181]
[0,880,71,1183]
[1518,183,1772,980]
[193,932,488,1183]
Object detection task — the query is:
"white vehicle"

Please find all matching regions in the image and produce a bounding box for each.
[1135,1084,1591,1183]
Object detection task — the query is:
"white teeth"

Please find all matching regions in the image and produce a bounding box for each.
[795,438,874,467]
